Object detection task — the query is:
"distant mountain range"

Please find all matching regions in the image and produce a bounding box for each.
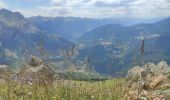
[0,9,169,76]
[77,17,170,75]
[28,16,162,40]
[28,16,114,39]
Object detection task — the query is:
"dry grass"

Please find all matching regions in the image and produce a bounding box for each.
[0,78,127,100]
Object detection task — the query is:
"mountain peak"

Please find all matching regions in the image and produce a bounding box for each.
[0,9,24,18]
[0,9,24,22]
[0,9,27,27]
[0,9,10,13]
[0,9,39,33]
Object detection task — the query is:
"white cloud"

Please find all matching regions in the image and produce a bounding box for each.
[18,0,41,2]
[37,0,128,18]
[51,0,66,5]
[128,0,170,18]
[48,0,170,18]
[13,0,170,18]
[86,0,129,5]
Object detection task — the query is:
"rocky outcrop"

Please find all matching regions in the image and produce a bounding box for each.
[0,65,13,80]
[29,56,42,67]
[149,75,167,89]
[14,56,55,85]
[126,61,170,99]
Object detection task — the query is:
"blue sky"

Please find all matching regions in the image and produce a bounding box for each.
[0,0,170,18]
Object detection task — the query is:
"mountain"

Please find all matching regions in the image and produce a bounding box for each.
[28,16,161,40]
[77,17,170,75]
[0,9,38,34]
[155,17,170,26]
[78,24,133,44]
[28,16,114,39]
[0,9,72,65]
[77,24,132,75]
[0,9,169,76]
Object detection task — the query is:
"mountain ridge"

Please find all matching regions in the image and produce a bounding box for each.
[0,9,73,65]
[77,17,170,75]
[0,9,170,75]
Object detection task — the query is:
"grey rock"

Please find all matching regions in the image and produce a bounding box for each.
[126,61,170,99]
[15,57,55,85]
[29,56,42,67]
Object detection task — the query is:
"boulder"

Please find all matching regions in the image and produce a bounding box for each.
[127,66,145,81]
[29,56,42,67]
[127,61,170,81]
[126,61,170,99]
[15,56,55,85]
[146,61,170,75]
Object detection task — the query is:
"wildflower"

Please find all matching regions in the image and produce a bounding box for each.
[91,95,94,99]
[52,97,57,100]
[27,92,32,95]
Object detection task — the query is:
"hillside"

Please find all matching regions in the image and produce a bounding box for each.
[77,18,170,75]
[0,9,72,65]
[0,55,125,99]
[28,16,113,39]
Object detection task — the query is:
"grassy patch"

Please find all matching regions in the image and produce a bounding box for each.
[0,79,126,100]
